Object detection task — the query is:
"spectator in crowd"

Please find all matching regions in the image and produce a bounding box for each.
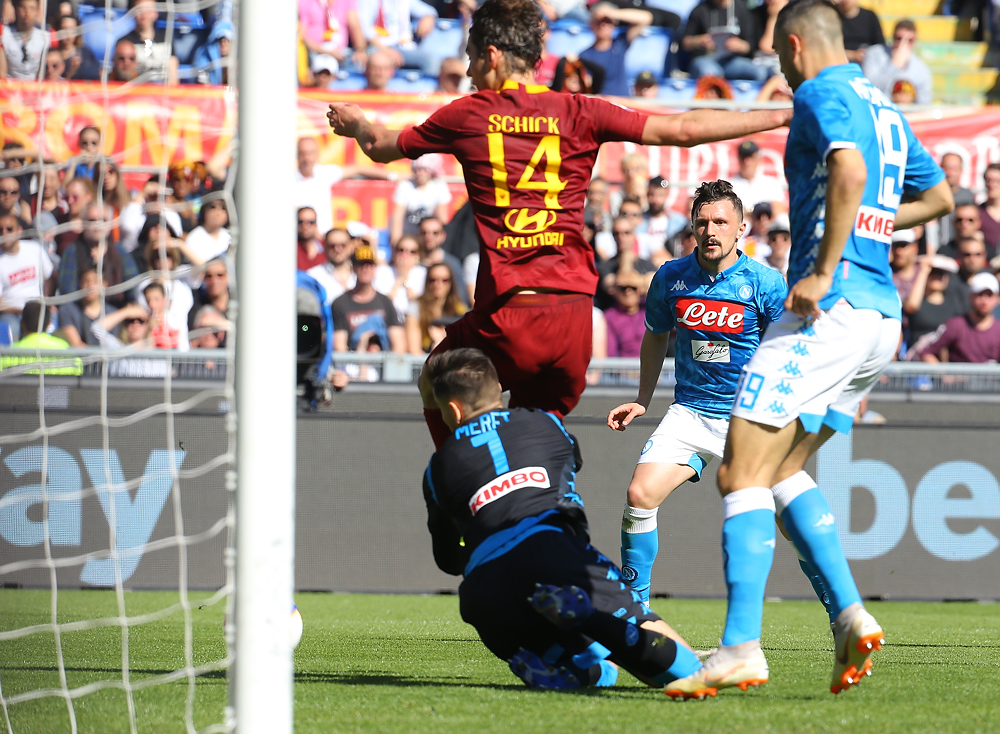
[138,243,192,350]
[180,198,231,274]
[376,233,426,322]
[0,0,46,80]
[166,162,199,232]
[332,244,406,353]
[139,281,183,349]
[833,0,884,65]
[111,38,139,82]
[610,152,649,215]
[189,258,231,334]
[633,70,658,98]
[927,152,976,252]
[355,0,439,76]
[604,269,646,358]
[307,228,357,304]
[365,49,397,90]
[550,55,603,94]
[940,205,991,259]
[417,215,468,306]
[979,163,1000,253]
[681,0,768,82]
[66,127,103,185]
[54,177,96,256]
[891,79,916,105]
[57,14,103,81]
[2,143,33,202]
[58,204,138,308]
[760,212,790,275]
[298,0,367,70]
[0,214,54,340]
[90,300,174,380]
[728,139,786,215]
[44,48,66,80]
[297,206,327,271]
[595,215,656,309]
[189,303,231,350]
[193,19,233,85]
[916,272,1000,363]
[390,154,451,243]
[31,164,66,249]
[862,19,931,105]
[537,0,589,23]
[119,178,183,256]
[580,3,652,97]
[310,54,339,88]
[0,174,31,230]
[57,267,113,347]
[584,177,612,234]
[124,0,179,85]
[643,177,686,260]
[740,201,772,257]
[294,136,395,235]
[406,261,465,353]
[955,236,990,296]
[673,224,697,258]
[134,213,183,272]
[93,161,130,218]
[535,24,560,88]
[904,254,967,347]
[693,74,734,100]
[752,0,787,69]
[438,200,479,306]
[603,196,664,262]
[890,228,920,308]
[437,56,467,93]
[0,300,82,376]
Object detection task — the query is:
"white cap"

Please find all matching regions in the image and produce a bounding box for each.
[768,213,790,234]
[969,271,1000,294]
[891,228,916,243]
[929,254,958,273]
[312,54,339,75]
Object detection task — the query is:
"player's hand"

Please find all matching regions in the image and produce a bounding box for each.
[608,402,646,431]
[327,103,367,138]
[784,272,832,319]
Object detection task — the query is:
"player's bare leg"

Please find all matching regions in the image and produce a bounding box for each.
[621,462,697,607]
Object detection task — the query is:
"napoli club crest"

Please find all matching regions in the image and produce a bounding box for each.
[738,284,753,300]
[641,439,653,455]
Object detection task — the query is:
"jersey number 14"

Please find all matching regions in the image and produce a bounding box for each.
[487,133,567,209]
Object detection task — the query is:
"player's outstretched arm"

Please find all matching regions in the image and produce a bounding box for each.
[895,179,955,231]
[607,329,669,430]
[640,107,793,148]
[327,102,405,164]
[785,148,867,318]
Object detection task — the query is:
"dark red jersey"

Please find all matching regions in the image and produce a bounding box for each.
[397,81,648,309]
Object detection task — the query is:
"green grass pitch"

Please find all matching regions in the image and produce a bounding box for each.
[1,590,998,733]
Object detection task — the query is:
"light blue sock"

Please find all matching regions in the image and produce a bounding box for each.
[651,644,703,684]
[720,487,776,647]
[797,555,834,624]
[621,505,658,604]
[780,487,861,618]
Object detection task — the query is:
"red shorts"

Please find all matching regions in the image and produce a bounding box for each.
[433,293,593,419]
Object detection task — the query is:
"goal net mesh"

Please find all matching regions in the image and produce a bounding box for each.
[0,1,239,731]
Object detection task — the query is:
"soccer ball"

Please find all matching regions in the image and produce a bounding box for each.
[290,604,303,650]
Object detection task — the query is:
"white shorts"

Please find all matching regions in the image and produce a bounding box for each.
[637,403,729,481]
[730,300,900,434]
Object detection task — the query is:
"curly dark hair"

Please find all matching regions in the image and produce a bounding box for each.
[690,179,744,223]
[468,0,545,75]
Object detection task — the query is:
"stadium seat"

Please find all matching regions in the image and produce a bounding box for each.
[0,323,11,346]
[155,13,205,32]
[624,27,671,82]
[654,78,764,104]
[547,21,595,58]
[329,71,367,91]
[418,18,465,65]
[387,72,438,93]
[81,13,134,63]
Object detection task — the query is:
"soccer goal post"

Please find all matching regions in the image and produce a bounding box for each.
[233,0,299,731]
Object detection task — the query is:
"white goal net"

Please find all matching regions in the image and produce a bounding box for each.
[0,1,296,732]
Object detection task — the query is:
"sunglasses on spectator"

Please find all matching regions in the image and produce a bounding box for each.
[960,251,985,257]
[298,218,316,225]
[126,318,148,325]
[612,229,633,237]
[0,188,19,196]
[617,285,638,292]
[205,271,226,279]
[421,228,444,236]
[116,53,136,61]
[0,225,17,232]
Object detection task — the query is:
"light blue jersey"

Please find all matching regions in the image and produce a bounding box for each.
[645,252,787,419]
[785,64,945,320]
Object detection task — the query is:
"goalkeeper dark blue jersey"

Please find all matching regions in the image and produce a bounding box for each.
[422,407,588,576]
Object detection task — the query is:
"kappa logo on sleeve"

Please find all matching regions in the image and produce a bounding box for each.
[469,466,551,516]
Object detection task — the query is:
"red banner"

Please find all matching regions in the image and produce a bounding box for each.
[4,82,1000,220]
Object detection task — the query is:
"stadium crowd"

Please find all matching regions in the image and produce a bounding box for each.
[3,0,1000,376]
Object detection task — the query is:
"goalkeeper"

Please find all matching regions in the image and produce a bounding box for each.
[422,348,704,691]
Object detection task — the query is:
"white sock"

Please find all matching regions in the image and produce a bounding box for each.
[721,486,775,520]
[771,471,816,515]
[622,504,658,534]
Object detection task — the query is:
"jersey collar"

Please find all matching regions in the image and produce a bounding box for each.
[500,79,550,94]
[696,251,747,283]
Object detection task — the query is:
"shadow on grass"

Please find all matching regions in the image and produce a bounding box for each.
[8,665,226,680]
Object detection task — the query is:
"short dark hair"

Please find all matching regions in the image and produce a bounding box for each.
[776,0,842,42]
[21,300,49,335]
[986,163,1000,177]
[425,348,500,409]
[894,19,916,35]
[468,0,544,75]
[143,281,166,300]
[691,179,744,223]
